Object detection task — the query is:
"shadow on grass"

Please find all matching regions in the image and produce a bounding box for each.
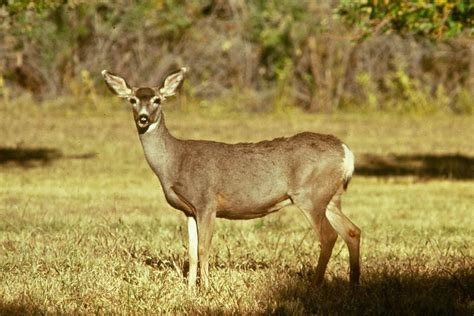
[0,300,45,315]
[131,249,270,277]
[265,267,474,315]
[0,147,96,167]
[2,147,472,180]
[357,153,474,179]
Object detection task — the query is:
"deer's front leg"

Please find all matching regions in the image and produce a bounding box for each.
[187,216,198,289]
[197,211,215,289]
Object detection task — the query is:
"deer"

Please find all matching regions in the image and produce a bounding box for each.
[101,67,361,289]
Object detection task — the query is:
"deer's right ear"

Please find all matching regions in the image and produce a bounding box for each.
[101,70,132,98]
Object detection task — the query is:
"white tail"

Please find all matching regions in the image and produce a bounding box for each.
[342,144,355,189]
[102,68,361,289]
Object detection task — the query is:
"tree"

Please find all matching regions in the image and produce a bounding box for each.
[338,0,474,40]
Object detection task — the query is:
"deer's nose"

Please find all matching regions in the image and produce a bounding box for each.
[138,114,149,125]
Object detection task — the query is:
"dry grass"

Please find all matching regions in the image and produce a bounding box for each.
[0,102,473,314]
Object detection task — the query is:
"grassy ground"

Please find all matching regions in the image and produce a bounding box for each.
[0,102,473,314]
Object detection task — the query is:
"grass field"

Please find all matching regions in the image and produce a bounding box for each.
[0,102,473,314]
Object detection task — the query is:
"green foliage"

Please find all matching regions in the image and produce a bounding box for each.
[2,0,193,62]
[0,1,472,114]
[338,0,474,39]
[385,67,449,113]
[1,0,62,16]
[354,66,465,114]
[355,72,379,111]
[248,1,320,76]
[272,58,296,112]
[99,0,194,40]
[454,89,474,114]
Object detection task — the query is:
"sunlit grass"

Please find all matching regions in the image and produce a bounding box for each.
[0,102,473,314]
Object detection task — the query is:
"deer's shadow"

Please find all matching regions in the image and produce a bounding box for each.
[0,147,95,168]
[264,266,474,315]
[356,153,474,179]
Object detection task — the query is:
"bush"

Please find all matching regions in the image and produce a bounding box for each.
[0,0,472,114]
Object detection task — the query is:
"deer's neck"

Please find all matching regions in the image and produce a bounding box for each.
[137,114,181,182]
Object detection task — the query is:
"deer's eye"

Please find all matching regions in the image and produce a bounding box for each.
[129,98,138,105]
[152,97,161,105]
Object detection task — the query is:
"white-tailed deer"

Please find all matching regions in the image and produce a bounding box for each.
[102,68,361,288]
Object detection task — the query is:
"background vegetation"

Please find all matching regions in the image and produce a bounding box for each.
[1,0,473,113]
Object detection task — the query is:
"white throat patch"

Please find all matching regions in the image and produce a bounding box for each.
[145,117,161,134]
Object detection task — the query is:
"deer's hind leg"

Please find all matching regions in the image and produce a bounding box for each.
[325,189,361,284]
[294,195,338,285]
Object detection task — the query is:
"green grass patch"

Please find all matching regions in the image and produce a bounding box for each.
[0,105,473,314]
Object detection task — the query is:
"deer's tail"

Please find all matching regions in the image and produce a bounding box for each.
[341,144,355,191]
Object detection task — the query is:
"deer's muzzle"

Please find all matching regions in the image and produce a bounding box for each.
[138,114,149,128]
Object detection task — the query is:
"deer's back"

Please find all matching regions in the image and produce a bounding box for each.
[180,131,344,166]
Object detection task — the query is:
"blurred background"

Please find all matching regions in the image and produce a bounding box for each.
[1,0,473,113]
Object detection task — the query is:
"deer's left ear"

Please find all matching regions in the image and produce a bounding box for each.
[159,67,186,99]
[102,70,133,98]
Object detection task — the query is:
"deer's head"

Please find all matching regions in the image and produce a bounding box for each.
[101,68,186,133]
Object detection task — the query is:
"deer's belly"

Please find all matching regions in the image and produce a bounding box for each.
[215,194,293,219]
